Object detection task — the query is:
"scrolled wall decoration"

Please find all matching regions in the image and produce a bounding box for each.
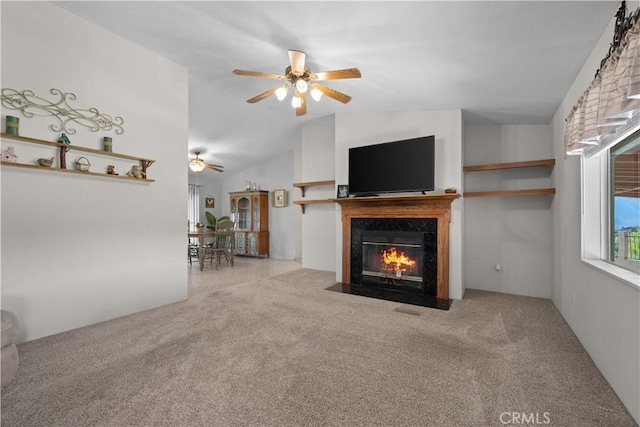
[1,88,124,135]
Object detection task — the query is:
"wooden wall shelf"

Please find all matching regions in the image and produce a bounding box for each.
[0,161,155,182]
[293,180,335,197]
[293,199,334,214]
[463,158,555,172]
[1,133,155,182]
[293,179,336,212]
[463,158,555,198]
[464,188,556,198]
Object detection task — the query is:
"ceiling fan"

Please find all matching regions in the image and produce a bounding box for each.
[189,151,224,173]
[232,49,361,116]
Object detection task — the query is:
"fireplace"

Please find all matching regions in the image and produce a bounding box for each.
[330,194,459,310]
[351,220,438,298]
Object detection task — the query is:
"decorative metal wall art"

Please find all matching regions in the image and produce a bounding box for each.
[1,88,124,135]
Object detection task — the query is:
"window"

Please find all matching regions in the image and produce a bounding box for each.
[188,184,200,229]
[580,124,640,288]
[609,133,640,274]
[564,2,640,287]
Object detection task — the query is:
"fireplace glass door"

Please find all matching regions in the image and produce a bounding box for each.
[361,231,424,290]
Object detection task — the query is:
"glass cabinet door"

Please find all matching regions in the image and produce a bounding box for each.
[253,195,260,230]
[230,198,237,224]
[237,197,250,230]
[248,232,257,255]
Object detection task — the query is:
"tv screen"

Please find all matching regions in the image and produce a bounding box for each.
[348,135,435,196]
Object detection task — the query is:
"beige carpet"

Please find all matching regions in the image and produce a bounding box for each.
[1,260,636,426]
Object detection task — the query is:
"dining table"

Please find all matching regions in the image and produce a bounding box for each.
[188,229,217,271]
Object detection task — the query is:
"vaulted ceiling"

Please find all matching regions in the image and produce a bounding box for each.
[55,1,619,176]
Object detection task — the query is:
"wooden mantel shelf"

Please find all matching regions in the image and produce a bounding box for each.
[293,180,335,197]
[463,158,555,172]
[334,193,460,207]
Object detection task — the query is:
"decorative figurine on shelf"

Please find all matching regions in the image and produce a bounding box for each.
[75,157,91,172]
[37,157,55,167]
[57,133,71,145]
[106,165,118,175]
[126,165,146,179]
[5,116,19,135]
[102,136,112,152]
[1,147,18,163]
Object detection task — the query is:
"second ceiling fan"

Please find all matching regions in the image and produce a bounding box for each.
[189,151,224,173]
[233,49,361,116]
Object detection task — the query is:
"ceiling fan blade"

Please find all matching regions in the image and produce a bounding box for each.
[288,50,306,76]
[310,84,352,104]
[311,68,361,81]
[246,87,280,104]
[296,93,307,116]
[206,164,224,172]
[232,69,287,80]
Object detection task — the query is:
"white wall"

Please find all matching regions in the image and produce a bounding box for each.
[464,125,554,298]
[219,150,296,260]
[551,11,640,424]
[299,124,336,272]
[332,110,464,299]
[0,2,189,342]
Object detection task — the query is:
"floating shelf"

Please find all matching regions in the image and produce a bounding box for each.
[293,180,335,197]
[463,158,555,172]
[293,199,334,214]
[463,158,555,197]
[0,161,155,182]
[464,188,556,198]
[1,133,155,182]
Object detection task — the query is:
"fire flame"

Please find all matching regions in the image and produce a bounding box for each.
[381,247,416,273]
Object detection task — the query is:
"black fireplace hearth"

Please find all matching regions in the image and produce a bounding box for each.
[326,282,452,310]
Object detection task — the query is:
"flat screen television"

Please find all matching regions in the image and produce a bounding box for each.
[348,135,435,196]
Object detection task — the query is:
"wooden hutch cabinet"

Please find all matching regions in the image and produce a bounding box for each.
[229,190,269,257]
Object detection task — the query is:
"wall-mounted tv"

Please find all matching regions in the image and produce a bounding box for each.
[348,135,435,196]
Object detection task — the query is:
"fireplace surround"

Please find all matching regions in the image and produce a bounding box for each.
[334,193,459,309]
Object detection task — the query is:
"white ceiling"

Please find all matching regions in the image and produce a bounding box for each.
[55,1,618,176]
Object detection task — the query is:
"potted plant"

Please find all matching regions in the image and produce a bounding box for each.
[205,212,217,230]
[206,212,231,230]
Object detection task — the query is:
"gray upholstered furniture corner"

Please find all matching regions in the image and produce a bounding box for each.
[1,310,19,386]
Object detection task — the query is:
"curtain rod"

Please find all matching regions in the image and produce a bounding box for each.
[596,0,640,79]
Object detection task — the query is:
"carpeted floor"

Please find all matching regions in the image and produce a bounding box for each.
[1,263,636,426]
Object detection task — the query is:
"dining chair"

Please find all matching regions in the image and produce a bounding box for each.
[188,240,199,265]
[204,219,235,270]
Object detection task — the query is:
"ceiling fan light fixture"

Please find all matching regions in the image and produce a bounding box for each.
[295,79,308,94]
[275,86,288,101]
[310,87,323,102]
[189,157,206,173]
[232,49,361,116]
